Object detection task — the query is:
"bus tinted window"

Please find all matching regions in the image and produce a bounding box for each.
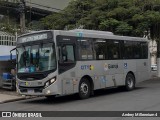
[124,41,133,59]
[108,40,120,60]
[141,42,148,59]
[65,45,75,62]
[123,41,148,59]
[133,42,141,59]
[78,39,94,60]
[94,39,107,60]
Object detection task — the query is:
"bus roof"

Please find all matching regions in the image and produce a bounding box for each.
[18,29,148,42]
[57,29,148,42]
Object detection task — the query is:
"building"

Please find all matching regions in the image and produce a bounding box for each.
[0,31,16,86]
[25,0,71,12]
[0,0,71,19]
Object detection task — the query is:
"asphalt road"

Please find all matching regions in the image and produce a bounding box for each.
[0,78,160,120]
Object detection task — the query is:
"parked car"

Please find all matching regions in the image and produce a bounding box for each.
[151,64,157,71]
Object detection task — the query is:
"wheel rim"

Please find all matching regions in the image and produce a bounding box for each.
[80,82,88,95]
[127,77,134,88]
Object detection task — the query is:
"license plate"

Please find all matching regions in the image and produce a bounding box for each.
[28,89,34,94]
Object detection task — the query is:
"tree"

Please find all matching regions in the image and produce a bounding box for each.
[40,0,160,38]
[0,16,19,34]
[40,0,160,77]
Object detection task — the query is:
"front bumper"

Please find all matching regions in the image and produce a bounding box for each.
[17,81,59,96]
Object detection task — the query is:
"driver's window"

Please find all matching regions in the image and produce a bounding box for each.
[60,45,75,63]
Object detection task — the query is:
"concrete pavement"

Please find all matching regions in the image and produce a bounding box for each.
[0,88,35,104]
[0,93,25,103]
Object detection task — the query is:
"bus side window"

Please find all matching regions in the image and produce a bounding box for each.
[58,44,76,74]
[124,41,133,59]
[59,45,75,63]
[133,42,141,59]
[94,39,107,60]
[108,40,120,60]
[141,42,148,59]
[78,39,94,60]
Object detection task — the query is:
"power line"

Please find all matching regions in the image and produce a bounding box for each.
[25,1,62,12]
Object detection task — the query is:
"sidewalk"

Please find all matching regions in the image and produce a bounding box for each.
[0,88,31,104]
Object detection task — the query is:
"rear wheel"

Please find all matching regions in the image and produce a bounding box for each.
[78,78,91,99]
[125,73,135,91]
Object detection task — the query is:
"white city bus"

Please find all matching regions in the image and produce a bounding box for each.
[15,29,151,99]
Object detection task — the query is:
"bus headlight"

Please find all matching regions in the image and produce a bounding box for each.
[45,77,56,88]
[45,82,50,88]
[50,77,56,84]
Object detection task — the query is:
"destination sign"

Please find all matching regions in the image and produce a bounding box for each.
[17,32,52,43]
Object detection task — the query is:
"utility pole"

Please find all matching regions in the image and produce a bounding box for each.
[19,0,25,34]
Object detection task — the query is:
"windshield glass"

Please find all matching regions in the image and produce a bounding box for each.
[17,43,56,73]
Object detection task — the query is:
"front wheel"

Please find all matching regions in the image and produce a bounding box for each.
[125,73,135,91]
[78,78,91,99]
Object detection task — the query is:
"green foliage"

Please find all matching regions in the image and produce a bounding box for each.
[99,18,120,32]
[41,0,160,41]
[115,22,133,35]
[0,16,18,34]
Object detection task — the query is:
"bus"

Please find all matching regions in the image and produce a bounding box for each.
[14,29,151,99]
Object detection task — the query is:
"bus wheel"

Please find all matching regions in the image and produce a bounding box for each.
[79,78,91,99]
[125,73,135,91]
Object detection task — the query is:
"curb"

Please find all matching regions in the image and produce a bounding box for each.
[0,96,36,104]
[0,97,26,104]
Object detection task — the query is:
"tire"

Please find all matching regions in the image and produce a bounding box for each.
[78,78,91,99]
[125,73,135,91]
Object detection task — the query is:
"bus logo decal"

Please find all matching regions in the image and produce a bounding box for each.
[104,63,108,71]
[90,65,94,70]
[108,64,118,69]
[25,82,28,86]
[81,65,94,70]
[77,32,83,37]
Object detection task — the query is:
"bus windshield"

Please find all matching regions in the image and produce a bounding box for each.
[17,43,56,73]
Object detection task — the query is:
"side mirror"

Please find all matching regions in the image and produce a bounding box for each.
[10,47,16,60]
[10,53,12,60]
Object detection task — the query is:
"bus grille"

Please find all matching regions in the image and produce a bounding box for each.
[17,73,47,80]
[19,86,44,93]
